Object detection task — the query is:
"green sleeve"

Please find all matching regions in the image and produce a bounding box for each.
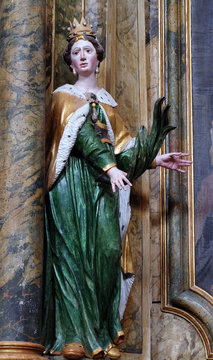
[115,126,151,182]
[116,97,176,182]
[74,117,116,172]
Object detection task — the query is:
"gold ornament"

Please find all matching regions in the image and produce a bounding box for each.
[67,17,96,42]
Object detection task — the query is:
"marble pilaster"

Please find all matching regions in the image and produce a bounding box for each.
[0,0,45,358]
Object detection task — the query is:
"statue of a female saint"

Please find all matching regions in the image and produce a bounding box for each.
[42,17,191,360]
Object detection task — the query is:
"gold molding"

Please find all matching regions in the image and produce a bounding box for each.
[159,0,167,311]
[185,0,195,292]
[0,342,44,360]
[159,0,168,311]
[82,0,86,17]
[191,284,213,304]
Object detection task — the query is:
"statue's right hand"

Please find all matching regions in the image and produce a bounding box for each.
[106,166,132,193]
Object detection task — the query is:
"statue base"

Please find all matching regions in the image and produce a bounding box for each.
[0,342,45,359]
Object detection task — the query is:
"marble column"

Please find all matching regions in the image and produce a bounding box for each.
[0,1,45,359]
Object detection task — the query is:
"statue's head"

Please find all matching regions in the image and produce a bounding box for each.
[63,17,105,73]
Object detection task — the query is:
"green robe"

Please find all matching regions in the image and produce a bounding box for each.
[42,89,174,356]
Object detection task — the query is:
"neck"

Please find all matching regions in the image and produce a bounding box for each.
[74,73,100,94]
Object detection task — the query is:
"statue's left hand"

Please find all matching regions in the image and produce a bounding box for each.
[156,152,192,173]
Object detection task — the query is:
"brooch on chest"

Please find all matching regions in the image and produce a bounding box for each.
[86,93,112,145]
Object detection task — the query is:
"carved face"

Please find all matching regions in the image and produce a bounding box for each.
[70,39,99,76]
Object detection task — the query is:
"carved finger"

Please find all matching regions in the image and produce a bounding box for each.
[123,177,132,187]
[118,179,126,191]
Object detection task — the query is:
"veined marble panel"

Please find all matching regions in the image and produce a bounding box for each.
[86,0,107,50]
[115,0,140,134]
[145,0,161,303]
[145,0,159,127]
[151,304,205,360]
[86,0,107,88]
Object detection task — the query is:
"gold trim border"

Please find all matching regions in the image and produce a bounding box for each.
[185,0,195,292]
[102,162,116,172]
[159,0,167,312]
[82,0,86,17]
[160,0,213,358]
[0,342,44,360]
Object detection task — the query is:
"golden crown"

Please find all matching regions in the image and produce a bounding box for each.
[67,17,96,42]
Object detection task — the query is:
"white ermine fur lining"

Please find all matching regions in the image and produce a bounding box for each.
[52,102,116,185]
[54,84,118,107]
[53,103,90,184]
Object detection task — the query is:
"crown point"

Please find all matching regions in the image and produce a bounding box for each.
[67,16,96,42]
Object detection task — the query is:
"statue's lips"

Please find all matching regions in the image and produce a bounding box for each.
[80,63,88,67]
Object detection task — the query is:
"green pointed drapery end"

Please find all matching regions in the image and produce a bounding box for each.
[115,97,177,182]
[148,97,176,166]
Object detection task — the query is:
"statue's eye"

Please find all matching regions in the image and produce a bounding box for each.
[72,49,80,55]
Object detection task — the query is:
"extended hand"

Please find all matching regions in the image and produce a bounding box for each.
[156,152,192,173]
[106,166,132,193]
